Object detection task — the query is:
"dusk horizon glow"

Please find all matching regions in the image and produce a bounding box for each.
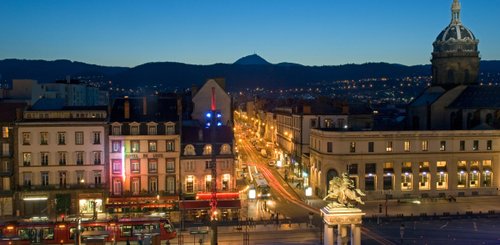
[1,0,499,68]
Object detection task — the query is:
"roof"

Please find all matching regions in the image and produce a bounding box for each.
[110,96,179,122]
[448,86,500,109]
[409,86,446,107]
[181,124,234,143]
[0,102,26,122]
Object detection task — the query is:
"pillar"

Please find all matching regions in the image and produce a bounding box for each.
[337,224,348,245]
[324,223,334,245]
[351,224,361,245]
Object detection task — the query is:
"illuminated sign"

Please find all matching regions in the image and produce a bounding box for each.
[248,189,256,199]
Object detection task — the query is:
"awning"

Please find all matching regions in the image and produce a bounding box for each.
[81,230,110,237]
[179,200,241,210]
[196,192,240,200]
[107,196,179,203]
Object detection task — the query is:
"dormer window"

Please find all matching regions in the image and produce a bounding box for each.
[130,123,140,135]
[184,144,196,156]
[220,144,231,154]
[203,145,212,155]
[165,122,175,135]
[147,122,158,135]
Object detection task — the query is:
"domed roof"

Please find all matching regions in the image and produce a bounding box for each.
[433,0,478,52]
[435,23,476,42]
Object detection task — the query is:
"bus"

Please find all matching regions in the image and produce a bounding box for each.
[0,217,176,244]
[248,165,271,199]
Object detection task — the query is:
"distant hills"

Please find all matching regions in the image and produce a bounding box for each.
[1,55,499,90]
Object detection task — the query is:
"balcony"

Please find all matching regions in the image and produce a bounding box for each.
[17,183,106,192]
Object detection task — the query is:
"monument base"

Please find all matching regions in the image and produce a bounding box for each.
[321,206,365,245]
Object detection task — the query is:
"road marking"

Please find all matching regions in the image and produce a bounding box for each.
[473,222,478,231]
[439,222,449,229]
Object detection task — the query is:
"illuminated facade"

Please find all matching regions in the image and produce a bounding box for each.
[309,129,499,200]
[15,107,108,218]
[107,96,181,213]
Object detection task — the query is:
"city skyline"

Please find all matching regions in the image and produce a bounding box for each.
[1,0,499,67]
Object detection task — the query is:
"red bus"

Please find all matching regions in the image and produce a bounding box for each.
[0,217,176,244]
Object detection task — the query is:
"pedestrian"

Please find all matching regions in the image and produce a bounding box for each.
[126,238,130,245]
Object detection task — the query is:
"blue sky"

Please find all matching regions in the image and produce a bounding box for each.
[0,0,498,67]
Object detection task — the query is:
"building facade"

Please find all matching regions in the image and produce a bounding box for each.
[309,129,499,200]
[15,107,108,218]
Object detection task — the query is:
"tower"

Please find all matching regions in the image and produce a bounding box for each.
[431,0,479,88]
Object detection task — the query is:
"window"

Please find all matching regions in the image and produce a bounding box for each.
[148,141,157,152]
[327,142,333,153]
[58,132,66,145]
[22,132,31,145]
[23,172,32,186]
[76,152,83,165]
[472,140,479,151]
[386,141,393,152]
[419,172,430,190]
[186,161,194,172]
[457,171,467,188]
[483,170,492,187]
[368,142,374,153]
[186,175,194,193]
[203,145,212,155]
[365,163,376,175]
[166,177,176,194]
[222,174,230,191]
[94,171,102,185]
[184,145,196,156]
[130,125,139,135]
[113,179,122,195]
[404,141,410,152]
[93,132,101,144]
[131,159,140,173]
[436,171,448,190]
[148,126,157,135]
[349,142,356,153]
[2,143,9,156]
[93,151,101,165]
[40,132,48,145]
[383,175,393,190]
[112,141,121,153]
[166,140,175,152]
[112,159,122,174]
[58,152,67,165]
[166,159,175,173]
[148,159,158,173]
[131,141,140,153]
[41,152,49,166]
[421,140,428,151]
[205,175,212,192]
[76,171,84,184]
[365,175,376,191]
[166,124,175,135]
[470,170,479,188]
[205,161,211,169]
[487,140,492,150]
[2,127,8,138]
[23,153,31,166]
[75,132,84,145]
[220,144,231,154]
[401,173,413,191]
[149,177,158,193]
[460,140,465,151]
[440,141,446,151]
[59,172,67,187]
[41,172,49,186]
[310,119,317,128]
[131,178,140,195]
[112,126,121,135]
[348,164,358,175]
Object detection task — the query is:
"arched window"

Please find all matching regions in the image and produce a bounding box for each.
[183,144,196,156]
[220,144,231,154]
[325,169,339,194]
[203,144,212,155]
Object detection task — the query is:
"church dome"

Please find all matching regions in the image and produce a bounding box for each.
[433,0,479,53]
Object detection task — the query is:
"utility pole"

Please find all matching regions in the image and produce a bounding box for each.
[209,87,219,245]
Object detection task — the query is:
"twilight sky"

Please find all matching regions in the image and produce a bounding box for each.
[0,0,499,67]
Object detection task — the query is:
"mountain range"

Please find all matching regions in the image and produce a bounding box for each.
[1,55,499,90]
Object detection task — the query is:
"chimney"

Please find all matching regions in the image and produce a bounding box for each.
[198,129,203,141]
[303,105,311,114]
[16,108,23,121]
[143,97,147,116]
[124,96,130,119]
[191,84,198,96]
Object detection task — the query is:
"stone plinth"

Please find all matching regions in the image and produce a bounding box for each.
[321,206,365,245]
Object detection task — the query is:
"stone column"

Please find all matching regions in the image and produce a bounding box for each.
[351,224,361,245]
[337,224,348,245]
[324,223,334,245]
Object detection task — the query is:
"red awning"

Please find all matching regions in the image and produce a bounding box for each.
[179,200,241,210]
[196,192,240,200]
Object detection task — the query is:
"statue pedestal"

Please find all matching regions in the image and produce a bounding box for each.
[321,206,365,245]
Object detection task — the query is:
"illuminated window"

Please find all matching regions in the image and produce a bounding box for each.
[76,171,84,184]
[166,140,175,152]
[203,145,212,155]
[112,159,122,174]
[436,172,448,190]
[222,174,230,191]
[440,141,446,151]
[113,179,122,195]
[112,141,121,153]
[186,175,194,193]
[205,175,212,192]
[1,127,8,138]
[220,144,231,154]
[487,140,492,150]
[130,141,140,153]
[421,140,428,151]
[148,141,157,152]
[2,143,8,156]
[473,140,479,151]
[350,142,356,153]
[469,170,479,188]
[131,178,140,195]
[23,152,31,166]
[419,172,430,190]
[401,173,413,191]
[483,170,492,187]
[457,171,467,188]
[404,141,410,152]
[386,141,393,152]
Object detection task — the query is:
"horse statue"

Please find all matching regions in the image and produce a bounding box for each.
[323,172,365,208]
